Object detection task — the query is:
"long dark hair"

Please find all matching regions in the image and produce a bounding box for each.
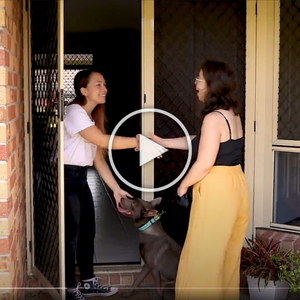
[200,60,240,116]
[68,68,106,133]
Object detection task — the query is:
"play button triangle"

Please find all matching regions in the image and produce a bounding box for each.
[139,135,168,166]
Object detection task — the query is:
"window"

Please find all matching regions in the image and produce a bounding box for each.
[272,1,300,228]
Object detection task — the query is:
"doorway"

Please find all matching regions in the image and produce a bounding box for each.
[64,0,142,264]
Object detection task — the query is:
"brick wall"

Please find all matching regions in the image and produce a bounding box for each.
[256,227,300,252]
[0,1,25,300]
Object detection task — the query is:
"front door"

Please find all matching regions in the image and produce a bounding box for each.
[29,0,65,298]
[141,0,249,245]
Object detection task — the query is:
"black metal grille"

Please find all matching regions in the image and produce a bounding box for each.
[64,54,93,103]
[278,0,300,140]
[30,0,59,288]
[154,0,246,245]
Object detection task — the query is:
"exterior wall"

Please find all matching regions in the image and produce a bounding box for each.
[0,0,26,299]
[256,228,300,252]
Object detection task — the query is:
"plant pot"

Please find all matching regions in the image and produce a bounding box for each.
[247,276,289,300]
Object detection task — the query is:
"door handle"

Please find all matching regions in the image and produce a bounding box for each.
[58,89,66,121]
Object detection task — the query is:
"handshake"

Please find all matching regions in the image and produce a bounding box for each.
[134,133,164,159]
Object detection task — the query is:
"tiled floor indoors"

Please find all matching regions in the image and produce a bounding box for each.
[87,167,140,265]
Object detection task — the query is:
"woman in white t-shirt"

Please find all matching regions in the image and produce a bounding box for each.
[64,69,138,300]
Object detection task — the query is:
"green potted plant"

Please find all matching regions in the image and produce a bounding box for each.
[240,236,300,300]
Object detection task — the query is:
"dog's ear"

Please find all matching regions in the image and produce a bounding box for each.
[150,197,162,208]
[120,197,133,209]
[143,209,157,218]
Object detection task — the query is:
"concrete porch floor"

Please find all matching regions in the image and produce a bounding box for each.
[25,288,154,300]
[24,287,300,300]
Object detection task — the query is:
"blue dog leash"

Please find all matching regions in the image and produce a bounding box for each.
[138,210,166,232]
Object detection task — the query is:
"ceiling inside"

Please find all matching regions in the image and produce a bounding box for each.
[64,0,140,33]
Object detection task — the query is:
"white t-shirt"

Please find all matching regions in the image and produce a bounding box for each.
[64,104,97,166]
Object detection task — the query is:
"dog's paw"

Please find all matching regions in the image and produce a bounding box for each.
[119,291,133,298]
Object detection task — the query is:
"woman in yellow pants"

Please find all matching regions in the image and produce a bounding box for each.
[150,60,250,300]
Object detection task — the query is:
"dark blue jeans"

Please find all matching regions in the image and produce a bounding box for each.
[64,165,96,288]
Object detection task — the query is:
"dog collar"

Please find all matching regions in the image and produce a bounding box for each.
[138,211,165,232]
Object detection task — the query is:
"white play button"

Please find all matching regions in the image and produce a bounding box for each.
[108,108,192,193]
[139,135,168,166]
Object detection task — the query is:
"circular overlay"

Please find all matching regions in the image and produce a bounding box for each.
[108,108,192,193]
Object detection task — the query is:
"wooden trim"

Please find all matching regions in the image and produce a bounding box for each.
[23,0,34,276]
[141,0,154,201]
[272,139,300,147]
[58,0,65,297]
[244,0,257,240]
[272,0,280,143]
[253,0,276,229]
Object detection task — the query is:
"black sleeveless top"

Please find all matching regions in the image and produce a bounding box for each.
[191,111,243,166]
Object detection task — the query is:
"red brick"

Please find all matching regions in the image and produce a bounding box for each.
[0,107,6,123]
[99,275,109,285]
[281,239,296,252]
[0,198,12,218]
[0,50,8,67]
[121,274,133,285]
[109,274,120,285]
[7,105,15,121]
[0,0,25,295]
[0,30,5,48]
[0,256,9,272]
[7,34,11,50]
[294,237,300,252]
[270,232,286,247]
[0,238,9,255]
[7,71,12,86]
[257,229,275,243]
[12,74,17,87]
[0,145,7,161]
[10,152,15,171]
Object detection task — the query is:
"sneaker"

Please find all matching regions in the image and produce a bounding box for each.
[67,283,87,300]
[80,277,118,297]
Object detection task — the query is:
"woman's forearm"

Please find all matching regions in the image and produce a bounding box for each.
[180,162,211,188]
[80,126,138,150]
[100,135,137,150]
[161,135,196,150]
[94,151,120,192]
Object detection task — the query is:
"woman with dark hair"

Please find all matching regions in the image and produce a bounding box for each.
[64,69,138,300]
[150,60,249,300]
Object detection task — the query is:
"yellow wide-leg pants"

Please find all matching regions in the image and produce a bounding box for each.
[175,165,250,300]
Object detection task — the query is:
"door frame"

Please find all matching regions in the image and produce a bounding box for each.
[24,0,65,298]
[23,0,34,278]
[141,0,154,201]
[244,0,257,240]
[58,0,65,296]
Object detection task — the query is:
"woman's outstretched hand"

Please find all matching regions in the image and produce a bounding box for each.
[113,188,133,214]
[148,133,164,145]
[177,185,188,197]
[134,133,165,159]
[134,134,140,152]
[148,133,164,159]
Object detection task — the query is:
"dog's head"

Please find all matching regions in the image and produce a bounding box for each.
[119,197,162,220]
